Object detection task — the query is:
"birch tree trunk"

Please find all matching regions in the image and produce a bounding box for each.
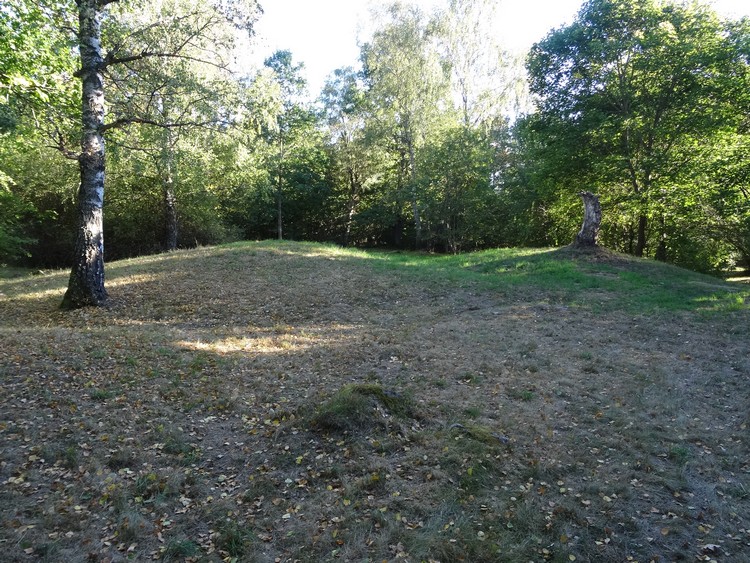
[407,133,422,249]
[164,175,178,251]
[277,140,284,240]
[162,123,178,251]
[61,0,109,308]
[343,167,359,247]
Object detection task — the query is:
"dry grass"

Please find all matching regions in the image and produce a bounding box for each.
[1,240,748,562]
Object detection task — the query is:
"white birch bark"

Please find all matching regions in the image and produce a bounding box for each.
[62,0,110,308]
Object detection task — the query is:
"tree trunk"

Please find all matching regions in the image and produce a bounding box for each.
[162,133,178,251]
[654,214,667,261]
[573,191,601,247]
[277,140,283,240]
[634,215,647,257]
[159,98,178,251]
[164,181,178,251]
[343,166,359,247]
[62,0,108,309]
[408,138,421,249]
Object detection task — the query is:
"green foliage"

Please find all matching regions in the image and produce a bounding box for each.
[523,0,747,269]
[2,0,748,277]
[419,124,503,252]
[320,67,387,246]
[0,0,78,132]
[0,178,36,263]
[0,1,78,265]
[361,3,452,248]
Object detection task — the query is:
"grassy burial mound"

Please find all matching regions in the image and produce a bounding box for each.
[1,241,749,562]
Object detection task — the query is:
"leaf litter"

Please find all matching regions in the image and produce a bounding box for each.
[0,241,749,562]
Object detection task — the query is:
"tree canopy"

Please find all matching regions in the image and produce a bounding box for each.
[1,0,749,296]
[522,0,748,266]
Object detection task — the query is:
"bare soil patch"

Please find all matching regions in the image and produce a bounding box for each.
[1,241,749,562]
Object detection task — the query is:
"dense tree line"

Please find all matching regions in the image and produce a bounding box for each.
[1,0,749,306]
[520,0,750,271]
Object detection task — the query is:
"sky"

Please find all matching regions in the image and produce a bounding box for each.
[246,0,750,96]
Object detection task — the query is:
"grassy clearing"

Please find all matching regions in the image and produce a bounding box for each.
[364,245,749,313]
[1,240,749,562]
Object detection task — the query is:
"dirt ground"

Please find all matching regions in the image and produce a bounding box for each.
[1,242,749,562]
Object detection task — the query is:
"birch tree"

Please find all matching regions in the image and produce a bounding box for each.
[361,3,449,248]
[60,0,259,308]
[321,67,385,246]
[436,0,525,128]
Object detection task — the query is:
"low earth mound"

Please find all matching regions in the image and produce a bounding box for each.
[310,384,418,434]
[1,241,748,562]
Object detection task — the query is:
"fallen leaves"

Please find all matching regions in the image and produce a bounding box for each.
[1,242,749,562]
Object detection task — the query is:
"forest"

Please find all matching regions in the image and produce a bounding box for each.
[1,0,750,304]
[2,2,750,560]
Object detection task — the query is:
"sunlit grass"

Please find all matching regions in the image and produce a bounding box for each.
[217,240,750,314]
[351,245,749,314]
[2,240,747,315]
[176,323,362,356]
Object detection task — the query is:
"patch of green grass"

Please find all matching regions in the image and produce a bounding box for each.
[188,352,212,373]
[310,384,416,433]
[0,266,33,279]
[133,472,166,501]
[41,443,78,469]
[161,538,199,561]
[668,444,691,466]
[356,245,749,314]
[89,388,114,402]
[457,371,484,385]
[221,240,749,315]
[400,507,507,562]
[161,431,200,465]
[215,520,252,558]
[463,406,481,419]
[90,348,108,359]
[448,422,509,447]
[509,388,535,402]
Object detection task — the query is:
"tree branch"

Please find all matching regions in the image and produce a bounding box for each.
[104,51,230,72]
[47,127,81,161]
[101,116,225,132]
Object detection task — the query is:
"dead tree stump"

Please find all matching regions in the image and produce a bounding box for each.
[574,191,601,247]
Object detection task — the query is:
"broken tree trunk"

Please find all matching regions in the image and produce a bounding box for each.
[574,191,601,247]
